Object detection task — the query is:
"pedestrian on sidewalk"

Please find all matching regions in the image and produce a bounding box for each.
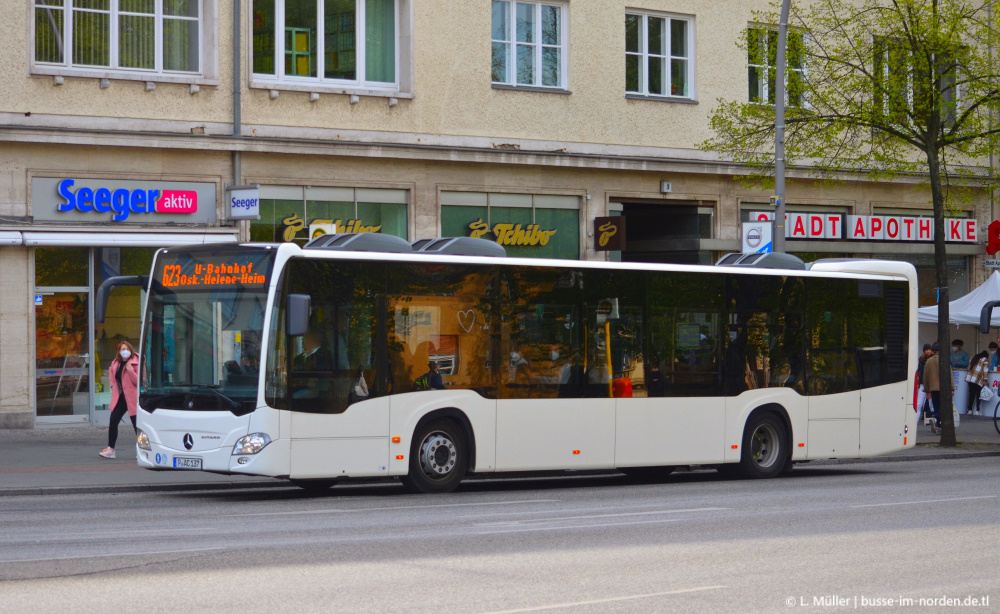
[966,350,990,417]
[100,341,139,459]
[924,343,949,434]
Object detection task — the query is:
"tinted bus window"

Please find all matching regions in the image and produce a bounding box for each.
[267,259,384,414]
[647,271,724,397]
[386,263,497,397]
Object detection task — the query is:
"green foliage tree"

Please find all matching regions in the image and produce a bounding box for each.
[702,0,1000,447]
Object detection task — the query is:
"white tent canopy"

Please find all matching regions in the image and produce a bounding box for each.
[918,270,1000,326]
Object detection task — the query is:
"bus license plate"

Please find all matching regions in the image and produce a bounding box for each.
[173,457,202,470]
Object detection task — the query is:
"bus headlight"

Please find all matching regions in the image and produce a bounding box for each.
[136,429,151,450]
[233,433,272,455]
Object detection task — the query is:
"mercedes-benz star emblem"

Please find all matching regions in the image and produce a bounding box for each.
[183,433,194,450]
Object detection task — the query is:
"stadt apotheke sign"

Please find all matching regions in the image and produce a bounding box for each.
[750,211,977,243]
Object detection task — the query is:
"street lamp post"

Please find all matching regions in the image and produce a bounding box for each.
[773,0,792,253]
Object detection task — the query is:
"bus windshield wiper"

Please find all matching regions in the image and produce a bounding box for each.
[192,385,242,411]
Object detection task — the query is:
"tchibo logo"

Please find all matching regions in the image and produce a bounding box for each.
[157,190,198,214]
[56,179,198,221]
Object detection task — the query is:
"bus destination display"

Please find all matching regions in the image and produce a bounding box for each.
[155,250,274,290]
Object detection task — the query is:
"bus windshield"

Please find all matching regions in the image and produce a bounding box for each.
[141,247,276,414]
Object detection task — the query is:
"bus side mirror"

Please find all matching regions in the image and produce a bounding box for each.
[287,294,311,337]
[980,300,1000,333]
[96,275,148,324]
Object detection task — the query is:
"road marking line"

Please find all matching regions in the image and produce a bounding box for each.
[472,518,683,534]
[851,495,998,508]
[0,546,223,564]
[458,505,728,519]
[223,499,562,518]
[475,507,728,526]
[477,585,728,613]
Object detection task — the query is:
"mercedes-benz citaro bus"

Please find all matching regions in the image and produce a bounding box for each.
[97,235,917,493]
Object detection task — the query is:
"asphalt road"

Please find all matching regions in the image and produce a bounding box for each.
[1,459,998,614]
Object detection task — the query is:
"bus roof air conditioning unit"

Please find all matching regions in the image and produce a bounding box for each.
[411,237,507,257]
[304,233,413,253]
[716,252,806,270]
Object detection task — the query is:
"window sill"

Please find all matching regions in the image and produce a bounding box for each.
[625,93,698,104]
[492,83,571,95]
[249,79,413,99]
[31,65,218,87]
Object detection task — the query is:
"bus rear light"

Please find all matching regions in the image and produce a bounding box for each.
[396,455,404,460]
[572,450,580,455]
[904,437,907,445]
[392,436,401,443]
[731,445,738,449]
[798,443,805,447]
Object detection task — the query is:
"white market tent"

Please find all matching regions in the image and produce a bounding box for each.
[918,270,1000,326]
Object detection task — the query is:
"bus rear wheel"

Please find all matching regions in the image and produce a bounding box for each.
[735,412,788,479]
[400,420,467,494]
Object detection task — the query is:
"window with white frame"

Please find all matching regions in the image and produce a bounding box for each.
[747,27,805,106]
[491,1,567,89]
[34,0,202,75]
[252,0,398,88]
[625,12,693,99]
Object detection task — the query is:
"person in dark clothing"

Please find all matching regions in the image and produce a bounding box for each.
[294,328,332,371]
[646,364,666,397]
[425,361,445,390]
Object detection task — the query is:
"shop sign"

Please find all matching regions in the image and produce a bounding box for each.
[594,217,625,251]
[278,216,381,242]
[32,177,217,224]
[987,220,1000,255]
[750,211,977,243]
[469,219,557,246]
[984,259,1000,268]
[742,222,772,254]
[226,184,260,221]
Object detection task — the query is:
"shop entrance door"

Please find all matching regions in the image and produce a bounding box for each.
[34,290,92,423]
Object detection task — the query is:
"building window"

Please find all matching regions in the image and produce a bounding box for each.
[492,1,567,89]
[625,12,693,99]
[250,186,408,245]
[33,0,202,76]
[441,192,579,259]
[252,0,398,88]
[747,26,804,106]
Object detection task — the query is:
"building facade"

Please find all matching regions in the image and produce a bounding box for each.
[0,0,988,428]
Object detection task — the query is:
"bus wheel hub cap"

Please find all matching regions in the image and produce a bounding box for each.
[420,434,456,476]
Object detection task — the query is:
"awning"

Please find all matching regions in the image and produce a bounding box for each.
[0,231,21,246]
[15,231,239,247]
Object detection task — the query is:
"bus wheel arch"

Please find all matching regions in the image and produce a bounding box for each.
[400,409,475,494]
[736,404,792,479]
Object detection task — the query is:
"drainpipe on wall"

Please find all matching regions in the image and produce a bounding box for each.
[232,0,243,238]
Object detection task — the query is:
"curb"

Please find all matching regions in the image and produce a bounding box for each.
[0,480,286,498]
[2,450,998,496]
[808,450,1000,465]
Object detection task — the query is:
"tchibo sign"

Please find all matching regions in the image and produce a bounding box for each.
[750,211,977,243]
[32,177,217,224]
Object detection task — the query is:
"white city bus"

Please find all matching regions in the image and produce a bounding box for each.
[100,238,918,493]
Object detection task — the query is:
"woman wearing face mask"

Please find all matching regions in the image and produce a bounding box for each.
[99,341,140,459]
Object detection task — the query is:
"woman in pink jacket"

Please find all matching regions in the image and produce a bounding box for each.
[99,340,140,459]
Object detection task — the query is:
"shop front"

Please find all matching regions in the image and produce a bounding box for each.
[23,176,237,426]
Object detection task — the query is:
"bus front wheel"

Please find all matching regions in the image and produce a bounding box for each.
[735,412,788,479]
[400,420,468,494]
